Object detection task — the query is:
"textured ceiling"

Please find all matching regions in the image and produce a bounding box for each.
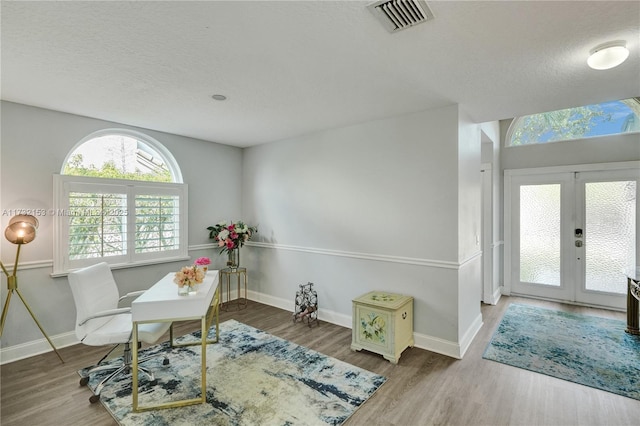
[2,1,639,147]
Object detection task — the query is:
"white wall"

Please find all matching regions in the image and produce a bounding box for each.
[0,102,242,359]
[242,105,484,357]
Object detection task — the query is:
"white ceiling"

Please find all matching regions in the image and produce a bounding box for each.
[2,1,639,147]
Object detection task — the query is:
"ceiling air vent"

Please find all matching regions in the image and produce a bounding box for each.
[368,0,434,33]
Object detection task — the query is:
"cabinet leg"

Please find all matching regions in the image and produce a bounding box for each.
[626,278,640,335]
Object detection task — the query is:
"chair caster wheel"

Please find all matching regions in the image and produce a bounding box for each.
[162,357,169,366]
[89,394,100,404]
[79,376,89,386]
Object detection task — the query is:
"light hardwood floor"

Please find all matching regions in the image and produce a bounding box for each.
[1,296,639,425]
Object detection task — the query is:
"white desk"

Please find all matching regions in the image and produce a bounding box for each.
[131,270,220,412]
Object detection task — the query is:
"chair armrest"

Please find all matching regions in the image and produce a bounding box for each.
[78,307,131,326]
[119,290,146,301]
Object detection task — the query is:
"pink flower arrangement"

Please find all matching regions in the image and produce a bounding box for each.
[194,257,211,266]
[173,265,205,288]
[207,220,257,254]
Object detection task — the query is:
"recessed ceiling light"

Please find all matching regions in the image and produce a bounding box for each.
[587,41,629,70]
[211,94,227,101]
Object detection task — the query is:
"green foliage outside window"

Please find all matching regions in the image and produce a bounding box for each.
[510,106,608,146]
[64,154,171,182]
[509,98,640,146]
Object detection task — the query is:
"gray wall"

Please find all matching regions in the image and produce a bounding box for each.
[1,101,490,361]
[242,105,486,357]
[0,101,242,355]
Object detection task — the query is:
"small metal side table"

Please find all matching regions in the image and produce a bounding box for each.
[626,267,640,335]
[220,267,247,311]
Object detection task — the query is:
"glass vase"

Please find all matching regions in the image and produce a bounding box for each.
[227,249,240,271]
[178,284,197,296]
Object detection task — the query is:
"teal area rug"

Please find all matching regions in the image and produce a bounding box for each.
[78,320,386,425]
[483,303,640,400]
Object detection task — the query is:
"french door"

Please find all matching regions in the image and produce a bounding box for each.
[505,163,639,310]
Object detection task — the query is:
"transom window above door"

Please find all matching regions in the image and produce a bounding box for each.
[507,98,640,146]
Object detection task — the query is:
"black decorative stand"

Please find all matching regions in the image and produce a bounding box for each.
[293,282,319,327]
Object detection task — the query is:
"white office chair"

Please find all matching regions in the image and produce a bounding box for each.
[68,262,171,403]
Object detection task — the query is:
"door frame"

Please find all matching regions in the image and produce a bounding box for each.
[481,163,494,304]
[504,161,640,307]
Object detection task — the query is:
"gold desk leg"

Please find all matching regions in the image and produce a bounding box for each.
[133,287,220,412]
[200,315,207,404]
[132,322,139,411]
[169,288,220,347]
[134,317,208,412]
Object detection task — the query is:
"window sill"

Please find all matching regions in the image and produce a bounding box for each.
[50,255,192,278]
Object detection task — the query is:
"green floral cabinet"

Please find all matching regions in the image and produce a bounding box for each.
[351,291,414,364]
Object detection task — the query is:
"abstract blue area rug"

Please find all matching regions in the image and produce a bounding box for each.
[78,319,386,425]
[483,303,640,400]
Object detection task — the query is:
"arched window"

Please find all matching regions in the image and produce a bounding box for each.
[507,98,640,146]
[53,130,188,275]
[62,129,182,182]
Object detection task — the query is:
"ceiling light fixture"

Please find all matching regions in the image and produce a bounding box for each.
[211,94,227,101]
[587,40,629,70]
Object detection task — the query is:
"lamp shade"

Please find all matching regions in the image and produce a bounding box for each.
[8,214,39,229]
[587,41,629,70]
[4,221,37,245]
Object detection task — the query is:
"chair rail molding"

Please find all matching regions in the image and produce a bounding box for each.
[246,241,465,270]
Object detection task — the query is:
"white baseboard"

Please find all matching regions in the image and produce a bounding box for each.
[459,312,483,359]
[491,287,503,305]
[247,290,467,359]
[484,286,503,305]
[246,290,352,328]
[0,331,78,365]
[412,332,463,359]
[1,290,474,364]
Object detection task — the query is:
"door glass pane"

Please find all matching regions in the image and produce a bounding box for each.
[520,184,561,285]
[585,181,636,293]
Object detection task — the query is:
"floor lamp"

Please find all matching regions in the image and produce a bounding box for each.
[0,214,64,362]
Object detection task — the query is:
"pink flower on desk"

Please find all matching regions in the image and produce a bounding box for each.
[194,257,211,266]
